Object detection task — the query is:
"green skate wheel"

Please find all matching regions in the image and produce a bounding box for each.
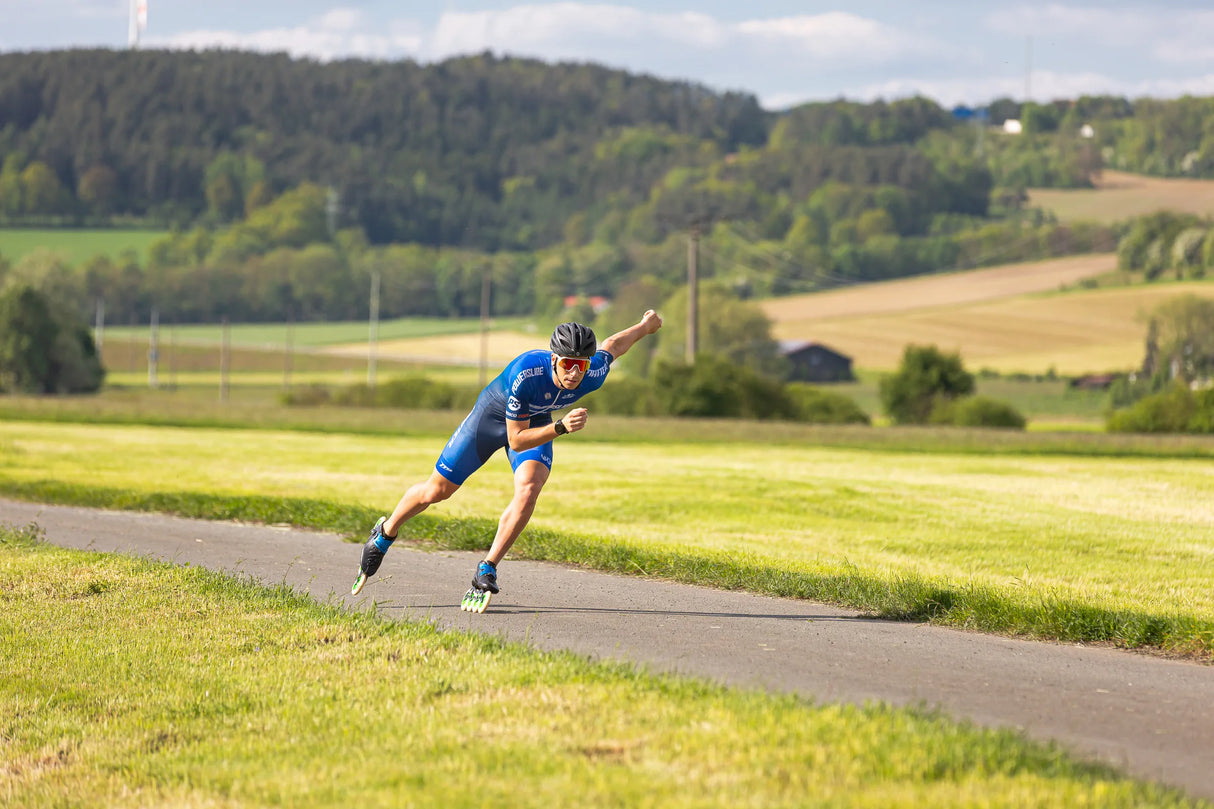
[351,572,367,596]
[461,588,491,613]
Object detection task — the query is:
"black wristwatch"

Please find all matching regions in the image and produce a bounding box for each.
[553,418,568,435]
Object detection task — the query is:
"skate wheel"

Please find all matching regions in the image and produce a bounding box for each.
[461,588,491,613]
[351,572,367,596]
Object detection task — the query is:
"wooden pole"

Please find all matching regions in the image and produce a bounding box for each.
[479,271,491,388]
[219,316,230,402]
[686,227,699,364]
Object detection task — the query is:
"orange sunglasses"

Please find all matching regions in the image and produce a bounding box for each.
[554,355,591,373]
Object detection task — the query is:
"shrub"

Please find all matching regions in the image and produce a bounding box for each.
[280,384,332,406]
[786,384,870,425]
[1189,388,1214,433]
[589,376,662,417]
[372,376,476,410]
[652,355,799,420]
[0,285,104,394]
[332,376,477,410]
[1107,384,1196,433]
[931,395,1026,429]
[879,344,975,424]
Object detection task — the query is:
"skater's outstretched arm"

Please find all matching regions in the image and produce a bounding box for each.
[601,309,662,360]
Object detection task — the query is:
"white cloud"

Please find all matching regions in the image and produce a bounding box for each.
[121,2,1214,108]
[147,8,423,61]
[737,12,933,62]
[427,4,740,63]
[850,69,1214,108]
[0,0,123,22]
[144,3,936,75]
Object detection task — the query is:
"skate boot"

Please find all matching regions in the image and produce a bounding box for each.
[350,516,395,595]
[460,560,499,613]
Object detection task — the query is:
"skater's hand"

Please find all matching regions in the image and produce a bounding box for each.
[561,407,589,434]
[640,309,662,334]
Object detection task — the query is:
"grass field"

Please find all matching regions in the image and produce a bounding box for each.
[94,335,489,390]
[80,343,1113,425]
[1029,170,1214,224]
[100,315,538,350]
[2,419,1212,657]
[4,528,1197,808]
[89,250,1197,381]
[0,228,167,266]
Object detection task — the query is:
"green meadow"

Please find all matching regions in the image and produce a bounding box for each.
[4,526,1199,809]
[0,228,167,266]
[1,418,1212,657]
[99,315,537,349]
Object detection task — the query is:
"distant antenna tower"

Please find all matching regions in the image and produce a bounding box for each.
[128,0,147,49]
[1024,35,1032,103]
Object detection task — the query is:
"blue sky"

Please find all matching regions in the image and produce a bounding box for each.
[5,1,1214,110]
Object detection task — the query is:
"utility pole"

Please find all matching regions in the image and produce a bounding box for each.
[686,226,699,364]
[479,271,491,388]
[367,269,380,390]
[1025,35,1033,106]
[147,306,159,389]
[94,298,105,351]
[326,187,340,238]
[219,316,230,402]
[283,314,294,391]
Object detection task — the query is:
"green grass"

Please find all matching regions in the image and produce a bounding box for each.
[1,419,1212,657]
[3,391,1214,457]
[1,527,1202,808]
[827,373,1111,426]
[100,316,537,348]
[0,228,167,266]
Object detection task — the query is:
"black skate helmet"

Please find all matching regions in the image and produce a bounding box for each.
[550,322,597,358]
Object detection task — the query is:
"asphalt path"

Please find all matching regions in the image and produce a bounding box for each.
[6,498,1214,801]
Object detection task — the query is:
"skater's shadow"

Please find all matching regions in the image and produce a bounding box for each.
[485,604,870,621]
[376,603,871,622]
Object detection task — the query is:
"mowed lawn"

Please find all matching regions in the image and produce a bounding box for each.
[2,420,1212,641]
[4,532,1198,809]
[1029,170,1214,224]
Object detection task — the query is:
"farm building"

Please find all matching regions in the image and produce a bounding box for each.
[780,341,854,383]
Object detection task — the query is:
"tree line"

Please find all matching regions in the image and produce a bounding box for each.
[0,48,1128,251]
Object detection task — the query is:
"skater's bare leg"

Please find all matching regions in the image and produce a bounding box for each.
[384,470,460,536]
[484,461,549,566]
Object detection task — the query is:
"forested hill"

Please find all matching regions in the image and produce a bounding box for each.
[0,49,768,246]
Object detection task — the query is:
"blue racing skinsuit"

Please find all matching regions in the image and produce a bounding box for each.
[434,349,614,485]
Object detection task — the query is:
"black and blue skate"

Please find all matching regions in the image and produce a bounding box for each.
[460,560,499,613]
[350,516,395,595]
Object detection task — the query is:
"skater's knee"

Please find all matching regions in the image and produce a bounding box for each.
[423,476,459,504]
[514,478,545,506]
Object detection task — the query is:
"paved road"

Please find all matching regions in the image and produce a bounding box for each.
[6,499,1214,801]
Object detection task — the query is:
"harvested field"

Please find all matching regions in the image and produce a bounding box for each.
[774,281,1214,374]
[760,253,1114,323]
[1029,170,1214,224]
[320,330,545,365]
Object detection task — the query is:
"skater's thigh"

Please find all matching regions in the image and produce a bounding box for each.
[507,443,553,477]
[436,410,506,485]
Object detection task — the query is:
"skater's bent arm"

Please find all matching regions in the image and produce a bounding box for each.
[506,408,587,451]
[601,309,663,360]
